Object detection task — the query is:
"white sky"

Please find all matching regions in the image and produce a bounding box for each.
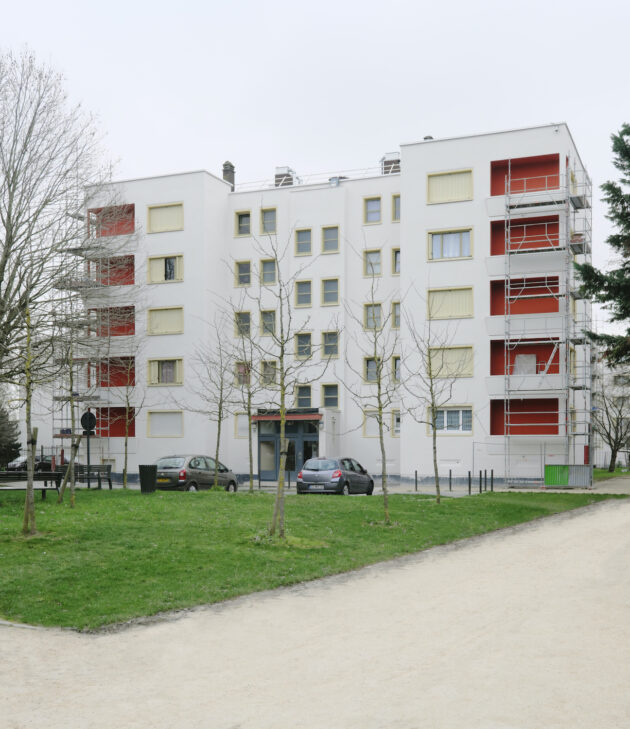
[2,0,628,330]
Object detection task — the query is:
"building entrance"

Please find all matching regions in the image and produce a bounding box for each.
[255,412,320,481]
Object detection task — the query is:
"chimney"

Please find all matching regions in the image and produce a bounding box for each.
[275,166,295,187]
[222,161,235,191]
[380,152,400,175]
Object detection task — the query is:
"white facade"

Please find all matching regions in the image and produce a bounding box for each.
[53,123,592,483]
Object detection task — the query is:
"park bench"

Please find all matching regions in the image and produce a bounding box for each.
[0,471,62,499]
[70,464,113,490]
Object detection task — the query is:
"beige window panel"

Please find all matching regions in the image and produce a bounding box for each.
[427,170,473,204]
[147,203,184,233]
[148,255,183,283]
[147,307,184,335]
[148,358,183,385]
[428,288,473,319]
[428,346,474,378]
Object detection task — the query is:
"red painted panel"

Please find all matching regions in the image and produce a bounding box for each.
[584,445,589,465]
[490,216,559,255]
[96,407,135,438]
[91,306,135,337]
[490,278,559,315]
[490,399,559,435]
[491,154,560,196]
[94,255,135,286]
[88,205,135,238]
[97,357,135,387]
[490,340,559,375]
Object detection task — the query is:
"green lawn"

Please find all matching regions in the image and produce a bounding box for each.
[593,467,628,481]
[0,489,623,630]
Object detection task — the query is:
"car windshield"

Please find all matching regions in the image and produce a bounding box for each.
[156,457,186,469]
[303,459,338,471]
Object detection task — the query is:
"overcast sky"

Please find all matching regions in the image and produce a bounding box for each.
[2,0,628,328]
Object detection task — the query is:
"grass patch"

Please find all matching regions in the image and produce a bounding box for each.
[0,489,624,630]
[593,467,628,481]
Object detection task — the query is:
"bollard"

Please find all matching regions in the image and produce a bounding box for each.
[468,471,471,495]
[415,469,418,492]
[479,470,482,494]
[286,470,290,491]
[484,469,487,492]
[491,469,494,492]
[449,469,452,492]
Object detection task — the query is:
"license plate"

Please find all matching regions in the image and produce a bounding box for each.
[309,484,324,490]
[157,478,170,483]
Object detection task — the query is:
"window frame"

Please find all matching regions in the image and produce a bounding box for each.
[295,279,312,308]
[430,406,474,435]
[363,197,382,225]
[295,384,312,409]
[363,249,382,277]
[260,309,276,336]
[392,248,400,275]
[147,254,184,284]
[428,346,474,378]
[322,225,340,254]
[392,410,401,437]
[147,307,184,335]
[234,311,251,338]
[234,361,251,386]
[260,258,277,286]
[392,194,400,222]
[322,383,339,408]
[428,227,473,261]
[295,332,312,359]
[427,286,474,320]
[147,202,184,234]
[393,355,401,383]
[321,278,340,306]
[147,410,184,438]
[147,358,184,386]
[260,360,278,387]
[295,228,312,256]
[234,260,251,287]
[322,330,339,358]
[364,356,381,383]
[235,210,251,237]
[426,169,474,205]
[260,207,277,235]
[392,301,401,329]
[363,303,383,330]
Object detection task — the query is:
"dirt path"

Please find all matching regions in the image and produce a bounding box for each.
[2,499,630,729]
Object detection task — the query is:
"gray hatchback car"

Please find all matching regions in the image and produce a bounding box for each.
[297,457,374,495]
[155,455,238,492]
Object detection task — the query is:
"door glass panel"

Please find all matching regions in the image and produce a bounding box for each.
[260,441,276,472]
[304,440,319,462]
[285,440,296,472]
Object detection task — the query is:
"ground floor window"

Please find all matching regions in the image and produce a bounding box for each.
[434,408,472,432]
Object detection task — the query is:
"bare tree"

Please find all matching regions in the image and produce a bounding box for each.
[403,295,472,504]
[592,368,630,472]
[0,50,107,532]
[343,259,399,523]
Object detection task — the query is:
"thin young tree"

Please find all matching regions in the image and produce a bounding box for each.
[343,254,399,524]
[592,367,630,472]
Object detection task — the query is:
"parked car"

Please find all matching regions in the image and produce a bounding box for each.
[154,455,238,492]
[297,457,374,495]
[6,455,68,471]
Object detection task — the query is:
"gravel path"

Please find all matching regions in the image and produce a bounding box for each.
[2,498,630,728]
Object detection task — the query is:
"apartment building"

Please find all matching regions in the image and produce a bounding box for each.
[53,123,592,484]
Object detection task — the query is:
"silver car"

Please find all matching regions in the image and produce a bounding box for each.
[297,457,374,495]
[155,455,238,492]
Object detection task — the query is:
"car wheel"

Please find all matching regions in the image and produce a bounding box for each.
[341,482,349,495]
[227,481,237,492]
[366,481,374,495]
[187,482,199,492]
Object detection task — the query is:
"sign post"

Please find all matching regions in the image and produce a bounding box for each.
[81,411,96,489]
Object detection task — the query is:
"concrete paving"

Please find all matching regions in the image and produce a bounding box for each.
[2,485,630,727]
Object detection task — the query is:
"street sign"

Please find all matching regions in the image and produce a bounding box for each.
[81,412,96,431]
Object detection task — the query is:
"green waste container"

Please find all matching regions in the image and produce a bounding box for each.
[544,465,569,486]
[139,464,157,493]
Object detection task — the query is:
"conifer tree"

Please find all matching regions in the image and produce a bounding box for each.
[576,124,630,364]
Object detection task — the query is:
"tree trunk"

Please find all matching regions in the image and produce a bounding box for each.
[608,448,619,472]
[213,413,222,489]
[378,407,390,524]
[58,434,82,505]
[269,378,286,538]
[247,391,254,493]
[432,419,441,504]
[22,306,36,536]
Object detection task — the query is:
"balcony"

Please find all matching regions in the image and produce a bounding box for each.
[486,313,565,338]
[486,374,565,397]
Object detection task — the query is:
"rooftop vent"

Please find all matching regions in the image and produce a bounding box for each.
[328,175,348,187]
[275,166,296,187]
[222,161,235,191]
[380,152,400,175]
[423,135,434,141]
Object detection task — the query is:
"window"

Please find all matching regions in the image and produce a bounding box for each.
[364,357,380,382]
[429,347,474,378]
[433,408,473,433]
[392,410,401,436]
[148,359,183,385]
[363,411,379,437]
[392,249,400,275]
[322,331,339,357]
[235,362,251,386]
[428,288,473,319]
[321,278,339,305]
[260,310,276,336]
[296,385,311,408]
[322,226,339,253]
[363,249,381,276]
[364,303,382,329]
[235,211,251,236]
[147,307,184,335]
[392,195,400,222]
[323,384,339,408]
[427,170,473,204]
[260,259,276,285]
[147,411,183,437]
[147,203,184,233]
[91,306,135,336]
[261,360,277,386]
[261,208,276,234]
[364,197,381,224]
[97,357,135,387]
[296,280,312,307]
[296,229,312,255]
[95,255,134,286]
[88,204,135,238]
[148,255,183,283]
[392,301,400,329]
[235,261,251,286]
[430,229,472,260]
[295,333,312,359]
[96,407,136,438]
[393,356,401,383]
[235,311,251,337]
